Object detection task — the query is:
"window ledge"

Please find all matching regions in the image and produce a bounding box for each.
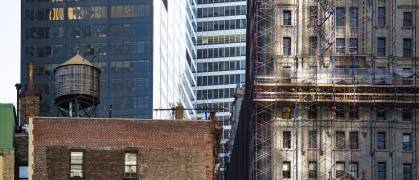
[335,149,362,152]
[402,150,413,153]
[281,148,293,151]
[281,25,293,28]
[401,27,413,29]
[375,149,388,152]
[376,26,388,28]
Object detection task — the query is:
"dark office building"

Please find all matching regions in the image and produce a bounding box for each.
[21,0,198,119]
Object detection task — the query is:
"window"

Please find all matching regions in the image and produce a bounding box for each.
[378,162,386,179]
[18,166,28,180]
[403,108,412,121]
[336,7,345,26]
[68,6,107,20]
[378,7,385,26]
[349,162,358,178]
[283,107,292,119]
[404,163,411,180]
[124,152,137,178]
[377,108,385,120]
[283,162,291,178]
[70,152,83,178]
[403,39,412,57]
[283,131,291,149]
[336,107,344,119]
[283,10,291,25]
[349,38,358,54]
[283,37,291,55]
[403,12,412,27]
[310,6,317,26]
[309,131,317,148]
[377,38,386,56]
[309,161,317,178]
[377,132,386,149]
[350,7,358,27]
[336,162,345,178]
[350,132,359,149]
[336,131,345,149]
[309,36,317,55]
[350,106,358,119]
[403,134,411,151]
[336,38,345,54]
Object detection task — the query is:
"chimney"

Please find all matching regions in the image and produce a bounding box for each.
[175,104,184,120]
[209,112,216,121]
[20,62,40,127]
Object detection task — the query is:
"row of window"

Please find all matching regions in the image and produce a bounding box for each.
[24,23,152,40]
[197,5,246,18]
[282,107,412,121]
[291,7,412,28]
[197,19,246,32]
[281,161,411,179]
[282,131,412,151]
[25,0,63,2]
[70,151,137,178]
[109,96,150,110]
[197,0,246,4]
[282,37,412,57]
[197,33,246,45]
[197,73,245,87]
[25,0,106,2]
[24,41,149,58]
[197,86,240,101]
[197,46,245,59]
[196,101,231,113]
[26,60,150,77]
[25,5,151,21]
[197,60,245,72]
[109,78,150,92]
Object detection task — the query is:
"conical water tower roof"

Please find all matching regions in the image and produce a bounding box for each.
[55,54,96,71]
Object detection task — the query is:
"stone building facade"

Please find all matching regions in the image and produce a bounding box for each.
[243,0,419,179]
[29,117,222,180]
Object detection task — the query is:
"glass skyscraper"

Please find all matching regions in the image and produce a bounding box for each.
[21,0,197,120]
[195,0,246,177]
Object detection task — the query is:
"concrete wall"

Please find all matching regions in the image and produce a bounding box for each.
[29,117,221,180]
[0,149,15,180]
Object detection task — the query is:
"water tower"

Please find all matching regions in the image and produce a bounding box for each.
[54,54,101,117]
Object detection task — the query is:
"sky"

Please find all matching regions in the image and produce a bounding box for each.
[0,0,20,106]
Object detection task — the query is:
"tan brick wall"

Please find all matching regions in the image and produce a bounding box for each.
[0,149,15,180]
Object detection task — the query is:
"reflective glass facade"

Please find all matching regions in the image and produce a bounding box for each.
[195,0,246,178]
[21,0,197,119]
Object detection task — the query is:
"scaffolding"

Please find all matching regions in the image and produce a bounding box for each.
[249,0,418,179]
[251,0,277,179]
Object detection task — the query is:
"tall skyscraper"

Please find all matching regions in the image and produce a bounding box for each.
[21,0,197,120]
[195,0,247,178]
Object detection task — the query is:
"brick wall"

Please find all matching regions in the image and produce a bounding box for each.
[15,134,28,165]
[30,117,221,180]
[20,92,40,125]
[0,149,15,180]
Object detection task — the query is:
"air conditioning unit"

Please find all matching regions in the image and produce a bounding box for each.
[71,171,82,177]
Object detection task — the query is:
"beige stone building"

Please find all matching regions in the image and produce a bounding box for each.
[248,0,419,179]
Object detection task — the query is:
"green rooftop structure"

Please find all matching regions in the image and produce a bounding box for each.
[0,104,16,149]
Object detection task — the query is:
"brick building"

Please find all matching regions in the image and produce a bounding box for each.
[29,116,222,179]
[0,104,16,180]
